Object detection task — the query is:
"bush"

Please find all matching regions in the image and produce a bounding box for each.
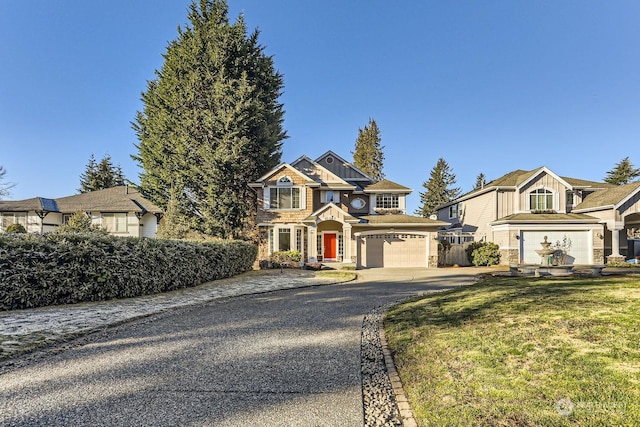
[0,233,257,310]
[5,223,26,233]
[465,241,501,266]
[268,250,302,269]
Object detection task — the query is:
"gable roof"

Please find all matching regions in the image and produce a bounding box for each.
[364,179,411,193]
[290,155,354,189]
[516,167,573,190]
[0,197,58,213]
[573,182,640,211]
[303,202,359,224]
[54,186,163,213]
[0,186,162,215]
[314,151,374,182]
[250,162,319,187]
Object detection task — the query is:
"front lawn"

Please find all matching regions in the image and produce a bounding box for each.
[384,275,640,426]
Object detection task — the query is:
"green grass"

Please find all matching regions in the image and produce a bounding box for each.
[385,276,640,426]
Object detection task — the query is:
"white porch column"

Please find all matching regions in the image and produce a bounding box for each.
[608,221,624,262]
[307,226,317,262]
[343,224,352,263]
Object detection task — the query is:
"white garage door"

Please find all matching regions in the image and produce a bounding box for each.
[520,231,591,264]
[364,234,427,268]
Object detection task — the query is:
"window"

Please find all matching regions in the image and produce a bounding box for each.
[376,194,399,209]
[278,228,291,251]
[449,204,458,219]
[1,213,27,230]
[62,213,73,225]
[566,191,575,207]
[323,190,339,204]
[269,228,275,254]
[350,197,366,209]
[296,229,303,253]
[530,189,554,210]
[269,187,301,209]
[102,213,127,233]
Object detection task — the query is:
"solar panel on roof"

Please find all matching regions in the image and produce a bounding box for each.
[39,198,59,212]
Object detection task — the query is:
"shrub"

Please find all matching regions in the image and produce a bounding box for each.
[0,233,257,310]
[268,250,302,269]
[55,211,108,235]
[465,241,501,266]
[5,223,26,233]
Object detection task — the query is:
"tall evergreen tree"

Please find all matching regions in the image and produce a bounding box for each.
[352,118,384,181]
[415,158,461,217]
[133,0,286,239]
[78,154,126,193]
[604,157,640,185]
[474,172,487,190]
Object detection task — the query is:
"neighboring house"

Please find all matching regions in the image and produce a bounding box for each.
[0,186,163,238]
[250,151,447,268]
[436,166,640,265]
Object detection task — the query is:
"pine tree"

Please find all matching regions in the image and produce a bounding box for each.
[79,154,126,193]
[604,157,640,185]
[415,158,461,217]
[156,184,193,239]
[133,0,286,239]
[352,118,384,181]
[474,173,487,190]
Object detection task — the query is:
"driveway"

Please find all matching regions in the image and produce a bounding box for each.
[0,267,489,426]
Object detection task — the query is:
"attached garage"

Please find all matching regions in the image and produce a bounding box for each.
[360,233,428,268]
[520,230,591,264]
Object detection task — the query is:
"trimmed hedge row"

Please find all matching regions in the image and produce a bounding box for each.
[0,233,257,310]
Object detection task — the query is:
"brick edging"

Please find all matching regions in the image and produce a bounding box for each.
[379,318,418,427]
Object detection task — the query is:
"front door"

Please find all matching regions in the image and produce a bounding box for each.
[323,233,337,260]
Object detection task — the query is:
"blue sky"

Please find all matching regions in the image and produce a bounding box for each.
[1,1,639,213]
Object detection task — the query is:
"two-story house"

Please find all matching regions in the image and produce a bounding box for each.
[0,186,162,237]
[250,151,447,268]
[436,166,640,265]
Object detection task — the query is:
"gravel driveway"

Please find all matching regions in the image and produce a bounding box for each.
[0,268,487,426]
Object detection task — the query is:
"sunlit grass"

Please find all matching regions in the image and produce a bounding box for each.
[385,276,640,426]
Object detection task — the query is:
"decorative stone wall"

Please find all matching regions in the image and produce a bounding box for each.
[500,248,519,265]
[607,255,625,264]
[593,248,604,265]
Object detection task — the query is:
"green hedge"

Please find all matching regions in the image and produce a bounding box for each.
[0,233,257,310]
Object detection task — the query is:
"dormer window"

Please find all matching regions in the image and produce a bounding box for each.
[449,204,459,219]
[376,194,399,209]
[529,188,554,211]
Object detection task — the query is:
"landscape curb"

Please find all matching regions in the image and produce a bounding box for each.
[379,316,418,427]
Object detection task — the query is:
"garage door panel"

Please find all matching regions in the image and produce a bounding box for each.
[521,231,590,264]
[364,234,427,268]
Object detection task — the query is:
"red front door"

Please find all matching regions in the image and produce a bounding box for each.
[323,233,337,259]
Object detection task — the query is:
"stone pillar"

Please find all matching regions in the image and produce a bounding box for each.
[343,224,352,263]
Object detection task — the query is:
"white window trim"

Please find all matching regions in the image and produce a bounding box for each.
[264,186,305,210]
[528,187,557,211]
[102,213,128,233]
[270,225,305,256]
